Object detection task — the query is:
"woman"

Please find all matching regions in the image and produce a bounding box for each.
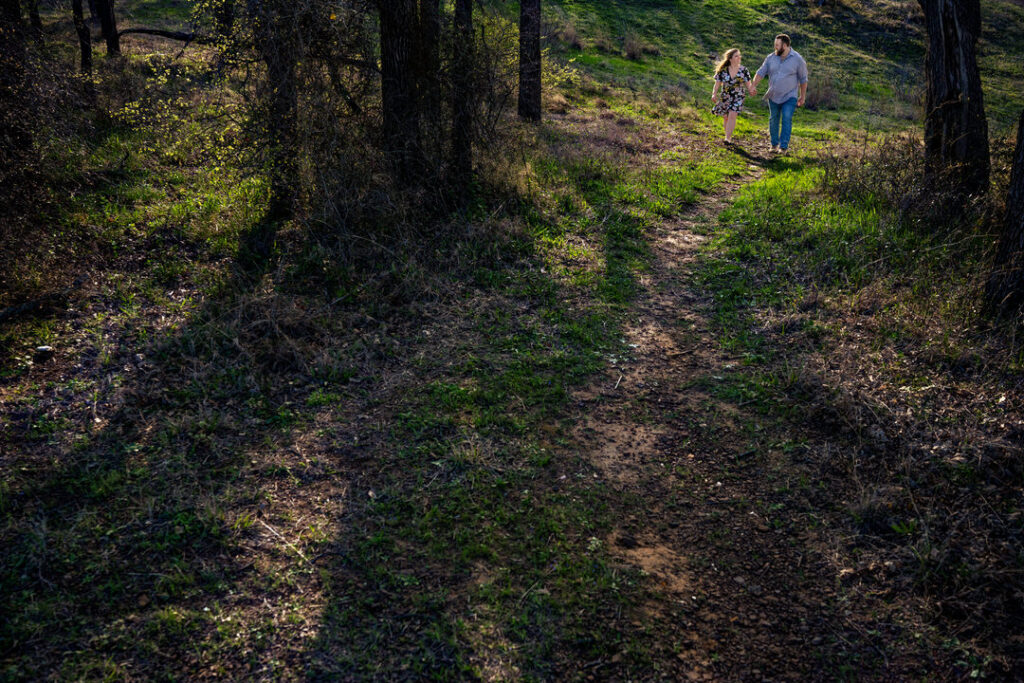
[711,48,755,144]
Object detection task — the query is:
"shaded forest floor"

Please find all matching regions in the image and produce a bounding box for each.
[3,91,1024,680]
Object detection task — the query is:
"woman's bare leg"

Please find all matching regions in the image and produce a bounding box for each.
[724,111,738,142]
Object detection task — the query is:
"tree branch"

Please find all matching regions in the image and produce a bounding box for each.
[117,27,212,43]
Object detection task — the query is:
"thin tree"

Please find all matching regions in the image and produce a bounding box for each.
[27,0,42,43]
[918,0,989,195]
[451,0,472,194]
[94,0,119,56]
[517,0,540,122]
[215,0,234,38]
[1,0,30,155]
[417,0,440,123]
[72,0,92,74]
[378,0,422,177]
[251,0,299,222]
[986,110,1024,313]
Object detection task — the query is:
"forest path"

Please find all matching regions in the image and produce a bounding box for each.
[565,148,891,680]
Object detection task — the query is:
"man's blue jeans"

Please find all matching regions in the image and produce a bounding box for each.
[768,97,798,149]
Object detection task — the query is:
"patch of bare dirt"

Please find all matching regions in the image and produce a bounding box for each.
[563,147,951,679]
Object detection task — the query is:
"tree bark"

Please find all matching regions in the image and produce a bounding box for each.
[986,110,1024,313]
[94,0,119,56]
[918,0,988,195]
[1,0,31,157]
[215,0,234,38]
[118,28,204,42]
[379,0,422,177]
[452,0,473,194]
[251,0,299,222]
[28,0,42,43]
[72,0,92,74]
[417,0,440,122]
[517,0,541,122]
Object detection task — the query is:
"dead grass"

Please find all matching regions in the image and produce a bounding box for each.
[693,134,1024,676]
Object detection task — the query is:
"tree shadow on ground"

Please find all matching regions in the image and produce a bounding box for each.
[0,208,365,678]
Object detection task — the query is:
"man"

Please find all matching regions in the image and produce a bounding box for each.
[751,34,808,155]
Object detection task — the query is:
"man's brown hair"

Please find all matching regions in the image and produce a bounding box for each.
[775,34,791,46]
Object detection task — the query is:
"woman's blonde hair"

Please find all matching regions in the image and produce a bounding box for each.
[715,48,740,75]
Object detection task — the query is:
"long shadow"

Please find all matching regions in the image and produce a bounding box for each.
[0,195,347,678]
[684,164,1024,676]
[300,115,856,678]
[301,124,686,678]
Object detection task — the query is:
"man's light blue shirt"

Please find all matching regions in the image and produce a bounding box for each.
[756,49,808,104]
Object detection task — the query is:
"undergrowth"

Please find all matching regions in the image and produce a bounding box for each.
[694,136,1024,675]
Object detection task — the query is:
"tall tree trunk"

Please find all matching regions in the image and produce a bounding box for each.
[918,0,988,195]
[1,0,31,157]
[87,0,97,23]
[28,0,42,43]
[517,0,541,122]
[986,110,1024,313]
[417,0,440,122]
[94,0,119,56]
[252,0,299,223]
[215,0,234,38]
[379,0,421,178]
[451,0,473,195]
[72,0,92,74]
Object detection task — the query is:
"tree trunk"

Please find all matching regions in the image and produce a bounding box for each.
[379,0,421,178]
[252,1,299,223]
[986,110,1024,313]
[517,0,541,122]
[451,0,473,195]
[918,0,988,195]
[215,0,234,38]
[94,0,119,56]
[28,0,42,43]
[72,0,92,74]
[1,0,31,157]
[417,0,440,122]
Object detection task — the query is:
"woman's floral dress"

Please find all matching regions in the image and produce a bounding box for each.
[712,65,751,115]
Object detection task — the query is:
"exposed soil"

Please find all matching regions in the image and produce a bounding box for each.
[5,119,1020,679]
[565,146,945,680]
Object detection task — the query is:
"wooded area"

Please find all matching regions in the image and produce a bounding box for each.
[2,0,1024,678]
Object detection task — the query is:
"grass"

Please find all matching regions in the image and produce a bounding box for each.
[548,0,1024,130]
[3,0,1024,678]
[1,19,740,674]
[689,138,1024,672]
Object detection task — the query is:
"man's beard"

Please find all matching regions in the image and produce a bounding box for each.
[775,47,786,55]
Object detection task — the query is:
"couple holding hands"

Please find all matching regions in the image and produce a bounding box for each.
[710,33,808,154]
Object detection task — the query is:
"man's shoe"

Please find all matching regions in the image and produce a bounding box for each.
[779,147,789,156]
[770,145,781,154]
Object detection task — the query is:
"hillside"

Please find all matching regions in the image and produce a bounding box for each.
[2,0,1024,679]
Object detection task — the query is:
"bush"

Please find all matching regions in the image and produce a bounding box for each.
[623,34,658,61]
[0,37,95,307]
[805,68,841,110]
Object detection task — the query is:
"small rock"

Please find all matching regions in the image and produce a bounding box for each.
[33,346,55,363]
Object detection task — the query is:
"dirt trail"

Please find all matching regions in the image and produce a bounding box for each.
[568,152,899,680]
